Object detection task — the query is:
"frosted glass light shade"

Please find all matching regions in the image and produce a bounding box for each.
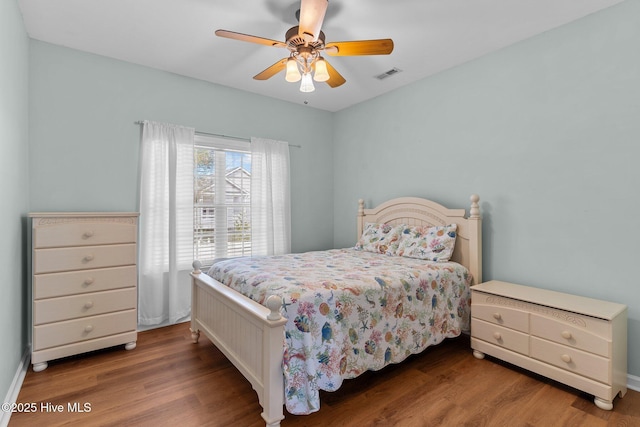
[299,72,315,92]
[285,58,301,82]
[313,58,330,82]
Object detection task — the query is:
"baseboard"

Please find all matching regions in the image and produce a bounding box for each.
[628,374,640,393]
[0,348,30,427]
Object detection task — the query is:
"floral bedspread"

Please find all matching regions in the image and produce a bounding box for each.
[207,248,471,415]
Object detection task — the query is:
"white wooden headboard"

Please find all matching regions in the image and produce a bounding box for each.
[357,195,482,285]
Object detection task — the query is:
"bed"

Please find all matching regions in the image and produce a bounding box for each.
[190,195,482,426]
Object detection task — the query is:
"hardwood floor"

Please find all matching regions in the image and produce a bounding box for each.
[10,323,640,427]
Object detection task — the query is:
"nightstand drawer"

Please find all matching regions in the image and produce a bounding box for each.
[33,309,136,351]
[33,217,137,248]
[471,318,529,355]
[471,297,529,333]
[34,265,137,299]
[531,337,610,384]
[531,314,610,358]
[34,288,137,325]
[34,244,136,274]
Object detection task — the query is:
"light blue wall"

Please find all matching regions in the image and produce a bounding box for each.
[0,0,30,403]
[333,1,640,377]
[28,41,334,253]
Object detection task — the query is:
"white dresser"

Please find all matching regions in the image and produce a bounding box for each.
[30,212,139,372]
[471,280,627,410]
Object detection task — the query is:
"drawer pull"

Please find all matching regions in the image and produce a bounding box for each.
[84,325,94,333]
[493,332,502,340]
[561,354,572,363]
[561,331,573,340]
[492,313,502,321]
[84,301,94,309]
[84,277,95,285]
[82,231,95,239]
[83,254,95,262]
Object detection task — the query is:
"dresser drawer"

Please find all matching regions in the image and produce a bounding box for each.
[34,265,137,299]
[34,288,137,325]
[530,314,610,358]
[471,294,529,333]
[33,244,136,274]
[471,318,529,355]
[33,217,137,248]
[531,337,610,384]
[33,309,136,351]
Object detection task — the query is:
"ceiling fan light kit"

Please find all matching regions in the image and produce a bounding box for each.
[215,0,394,93]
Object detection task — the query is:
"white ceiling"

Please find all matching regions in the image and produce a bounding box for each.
[18,0,623,112]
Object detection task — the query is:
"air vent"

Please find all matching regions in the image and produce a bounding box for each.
[375,68,402,80]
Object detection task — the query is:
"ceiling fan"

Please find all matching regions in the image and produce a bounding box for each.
[215,0,394,92]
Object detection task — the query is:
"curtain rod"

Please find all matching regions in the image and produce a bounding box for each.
[134,121,300,148]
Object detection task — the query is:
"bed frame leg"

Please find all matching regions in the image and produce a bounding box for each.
[190,328,200,343]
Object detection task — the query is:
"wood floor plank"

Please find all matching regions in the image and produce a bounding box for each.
[9,322,640,427]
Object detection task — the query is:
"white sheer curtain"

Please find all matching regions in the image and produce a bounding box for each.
[250,137,291,256]
[138,121,195,326]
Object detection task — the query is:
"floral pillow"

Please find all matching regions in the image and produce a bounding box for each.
[396,224,458,262]
[354,222,404,255]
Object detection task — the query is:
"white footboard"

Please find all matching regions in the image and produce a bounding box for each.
[190,261,287,427]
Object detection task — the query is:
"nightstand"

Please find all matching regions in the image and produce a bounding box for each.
[470,280,627,410]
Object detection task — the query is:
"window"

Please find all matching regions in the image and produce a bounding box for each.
[194,134,251,265]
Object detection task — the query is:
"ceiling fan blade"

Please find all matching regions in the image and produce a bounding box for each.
[253,58,288,80]
[298,0,328,43]
[325,39,394,56]
[324,60,346,88]
[215,29,287,48]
